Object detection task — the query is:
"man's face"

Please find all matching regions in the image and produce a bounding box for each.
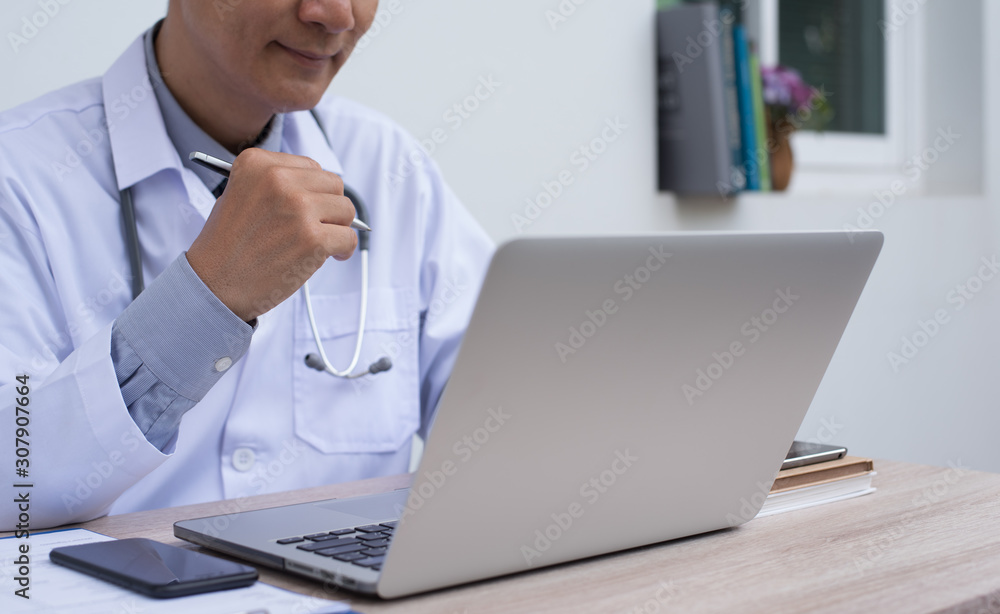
[172,0,378,114]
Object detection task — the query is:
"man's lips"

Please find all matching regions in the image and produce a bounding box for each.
[277,43,338,67]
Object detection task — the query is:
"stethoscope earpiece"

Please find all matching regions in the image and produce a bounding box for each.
[367,356,393,374]
[305,353,393,379]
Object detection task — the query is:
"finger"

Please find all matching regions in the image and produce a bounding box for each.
[291,167,344,197]
[230,150,324,187]
[236,148,322,170]
[278,152,324,170]
[315,223,359,261]
[310,193,357,227]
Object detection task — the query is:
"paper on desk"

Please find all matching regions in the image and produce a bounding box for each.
[1,528,351,614]
[756,472,876,517]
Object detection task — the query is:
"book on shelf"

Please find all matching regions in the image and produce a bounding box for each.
[718,4,745,191]
[655,3,734,195]
[731,22,759,191]
[656,1,774,196]
[749,50,771,191]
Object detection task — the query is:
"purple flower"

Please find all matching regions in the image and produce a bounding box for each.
[761,65,816,113]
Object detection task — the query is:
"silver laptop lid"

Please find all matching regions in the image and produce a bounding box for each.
[378,231,882,598]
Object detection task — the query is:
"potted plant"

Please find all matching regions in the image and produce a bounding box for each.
[760,66,831,191]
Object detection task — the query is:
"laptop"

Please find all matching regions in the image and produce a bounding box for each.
[175,231,883,598]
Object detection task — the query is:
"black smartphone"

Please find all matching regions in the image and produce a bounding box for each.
[782,441,847,470]
[50,538,258,598]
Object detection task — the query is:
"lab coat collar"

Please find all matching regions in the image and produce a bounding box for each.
[102,34,181,192]
[103,35,346,195]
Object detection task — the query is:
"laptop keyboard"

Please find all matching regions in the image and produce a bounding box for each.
[276,521,397,572]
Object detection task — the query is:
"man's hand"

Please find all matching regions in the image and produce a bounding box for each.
[186,148,358,322]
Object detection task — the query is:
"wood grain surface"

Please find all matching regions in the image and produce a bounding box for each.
[8,461,1000,613]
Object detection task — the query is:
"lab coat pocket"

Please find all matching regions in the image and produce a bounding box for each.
[292,288,420,454]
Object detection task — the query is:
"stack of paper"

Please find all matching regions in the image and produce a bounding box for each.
[758,456,876,517]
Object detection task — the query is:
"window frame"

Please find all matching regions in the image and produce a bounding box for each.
[747,0,926,194]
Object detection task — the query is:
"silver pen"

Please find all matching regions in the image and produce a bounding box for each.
[189,151,372,232]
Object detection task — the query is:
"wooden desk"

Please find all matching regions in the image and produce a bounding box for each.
[15,461,1000,613]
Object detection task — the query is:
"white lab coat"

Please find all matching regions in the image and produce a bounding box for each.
[0,35,492,530]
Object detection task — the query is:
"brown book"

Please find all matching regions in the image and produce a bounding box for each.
[770,456,874,494]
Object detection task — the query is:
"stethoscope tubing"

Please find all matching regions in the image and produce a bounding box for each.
[117,110,385,380]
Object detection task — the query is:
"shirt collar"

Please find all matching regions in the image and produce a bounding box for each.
[143,21,284,192]
[102,25,285,193]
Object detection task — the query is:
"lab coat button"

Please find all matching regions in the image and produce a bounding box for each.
[232,447,256,471]
[215,357,233,372]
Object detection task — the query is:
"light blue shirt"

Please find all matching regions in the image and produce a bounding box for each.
[111,23,282,450]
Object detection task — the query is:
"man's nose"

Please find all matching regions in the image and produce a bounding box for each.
[299,0,355,34]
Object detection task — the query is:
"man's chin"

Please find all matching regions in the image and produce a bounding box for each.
[266,87,330,114]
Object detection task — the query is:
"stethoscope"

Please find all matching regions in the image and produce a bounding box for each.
[118,109,392,380]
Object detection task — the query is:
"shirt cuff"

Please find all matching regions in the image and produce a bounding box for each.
[114,252,254,402]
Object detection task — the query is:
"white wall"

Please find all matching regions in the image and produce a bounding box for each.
[332,0,1000,473]
[4,0,998,472]
[0,1,166,108]
[924,0,983,194]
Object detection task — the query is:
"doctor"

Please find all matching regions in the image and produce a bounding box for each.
[0,0,492,530]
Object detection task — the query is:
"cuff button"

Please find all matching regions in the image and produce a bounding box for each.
[232,447,255,472]
[214,357,233,372]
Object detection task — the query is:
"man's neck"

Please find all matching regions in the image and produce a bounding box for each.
[154,16,272,153]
